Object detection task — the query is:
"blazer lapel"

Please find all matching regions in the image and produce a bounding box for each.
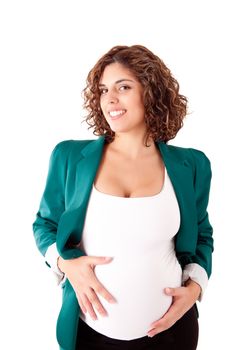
[56,136,105,258]
[74,136,106,208]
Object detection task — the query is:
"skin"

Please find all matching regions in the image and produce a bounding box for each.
[99,62,147,147]
[58,62,201,337]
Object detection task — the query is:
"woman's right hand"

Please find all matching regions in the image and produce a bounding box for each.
[58,255,116,320]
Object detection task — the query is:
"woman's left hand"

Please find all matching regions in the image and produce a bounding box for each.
[147,279,201,338]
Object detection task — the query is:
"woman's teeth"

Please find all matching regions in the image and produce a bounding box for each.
[109,110,126,119]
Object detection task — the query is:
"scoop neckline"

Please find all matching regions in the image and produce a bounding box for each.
[92,167,167,199]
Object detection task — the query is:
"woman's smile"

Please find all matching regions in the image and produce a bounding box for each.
[109,109,127,120]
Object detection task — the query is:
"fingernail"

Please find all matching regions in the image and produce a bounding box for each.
[109,299,116,304]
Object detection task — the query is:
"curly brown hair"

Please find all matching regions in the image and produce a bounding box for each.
[82,45,188,145]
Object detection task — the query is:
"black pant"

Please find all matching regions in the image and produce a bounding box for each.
[76,305,199,350]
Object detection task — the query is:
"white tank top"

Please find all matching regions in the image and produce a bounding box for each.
[79,167,181,340]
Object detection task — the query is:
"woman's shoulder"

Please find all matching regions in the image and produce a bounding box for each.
[53,138,97,152]
[162,142,212,172]
[55,138,95,147]
[51,138,103,161]
[164,142,210,160]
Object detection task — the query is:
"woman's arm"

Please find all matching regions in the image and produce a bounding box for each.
[32,141,72,260]
[188,148,214,278]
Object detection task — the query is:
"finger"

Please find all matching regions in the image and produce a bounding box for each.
[82,293,98,321]
[76,291,87,314]
[147,329,158,338]
[92,280,117,304]
[87,288,109,318]
[148,318,175,336]
[164,287,185,297]
[89,256,113,267]
[79,299,87,315]
[147,316,176,337]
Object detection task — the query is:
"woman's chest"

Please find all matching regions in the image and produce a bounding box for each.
[93,150,165,198]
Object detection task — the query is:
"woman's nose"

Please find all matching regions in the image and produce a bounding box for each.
[107,91,119,104]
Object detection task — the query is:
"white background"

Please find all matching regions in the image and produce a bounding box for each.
[0,0,232,349]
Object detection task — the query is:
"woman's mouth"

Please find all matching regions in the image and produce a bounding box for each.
[109,109,127,120]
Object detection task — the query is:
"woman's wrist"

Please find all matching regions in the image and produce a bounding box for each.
[184,278,202,300]
[57,256,66,273]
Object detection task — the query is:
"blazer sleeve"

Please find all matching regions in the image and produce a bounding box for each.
[32,141,71,258]
[32,140,87,271]
[189,148,214,278]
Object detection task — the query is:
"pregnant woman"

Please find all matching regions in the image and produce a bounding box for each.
[33,45,213,350]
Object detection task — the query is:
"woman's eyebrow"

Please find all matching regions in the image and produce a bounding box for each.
[99,79,134,87]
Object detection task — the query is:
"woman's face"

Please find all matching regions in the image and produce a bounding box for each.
[99,63,146,135]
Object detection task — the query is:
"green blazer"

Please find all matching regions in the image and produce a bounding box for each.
[32,136,213,350]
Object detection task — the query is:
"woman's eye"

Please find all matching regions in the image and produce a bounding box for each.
[100,89,108,95]
[119,85,130,91]
[100,85,130,95]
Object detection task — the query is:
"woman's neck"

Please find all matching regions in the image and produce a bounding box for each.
[105,134,157,161]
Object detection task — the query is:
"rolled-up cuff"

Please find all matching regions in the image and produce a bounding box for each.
[45,243,67,286]
[182,263,208,302]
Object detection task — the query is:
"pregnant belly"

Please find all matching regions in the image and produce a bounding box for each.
[80,253,182,340]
